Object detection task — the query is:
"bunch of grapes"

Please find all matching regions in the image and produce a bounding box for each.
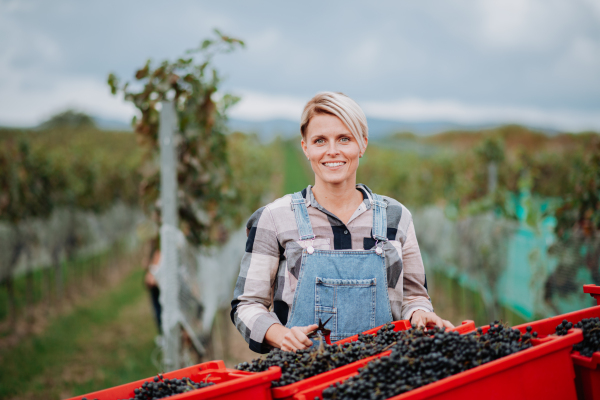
[114,374,214,400]
[320,322,536,400]
[236,323,412,387]
[555,317,600,357]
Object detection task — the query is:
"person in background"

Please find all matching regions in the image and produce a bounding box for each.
[145,237,162,334]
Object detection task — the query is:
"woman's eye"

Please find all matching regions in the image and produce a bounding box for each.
[315,139,324,144]
[340,137,350,143]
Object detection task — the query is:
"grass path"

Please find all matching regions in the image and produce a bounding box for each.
[282,139,312,195]
[0,268,158,400]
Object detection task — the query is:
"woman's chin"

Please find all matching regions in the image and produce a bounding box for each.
[316,174,353,186]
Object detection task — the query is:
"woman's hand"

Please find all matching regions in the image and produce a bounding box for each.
[144,270,157,288]
[265,323,318,352]
[410,310,454,330]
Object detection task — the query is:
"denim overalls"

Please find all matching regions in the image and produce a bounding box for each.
[285,191,394,342]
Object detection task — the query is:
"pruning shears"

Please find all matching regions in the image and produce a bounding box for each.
[306,316,333,345]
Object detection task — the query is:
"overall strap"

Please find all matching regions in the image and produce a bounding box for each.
[290,192,316,240]
[371,193,388,242]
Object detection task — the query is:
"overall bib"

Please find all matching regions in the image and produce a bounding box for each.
[285,191,394,342]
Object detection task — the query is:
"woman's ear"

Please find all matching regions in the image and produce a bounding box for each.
[301,139,309,160]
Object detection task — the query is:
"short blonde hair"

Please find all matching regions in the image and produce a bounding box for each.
[300,92,368,153]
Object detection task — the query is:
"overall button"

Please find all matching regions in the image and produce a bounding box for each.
[343,230,348,234]
[307,246,315,254]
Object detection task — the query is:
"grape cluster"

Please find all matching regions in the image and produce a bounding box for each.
[555,317,600,357]
[320,322,536,400]
[555,319,573,336]
[116,374,214,400]
[236,324,406,387]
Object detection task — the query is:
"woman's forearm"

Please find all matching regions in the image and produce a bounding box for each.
[264,323,287,348]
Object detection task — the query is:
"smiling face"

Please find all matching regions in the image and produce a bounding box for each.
[301,113,367,188]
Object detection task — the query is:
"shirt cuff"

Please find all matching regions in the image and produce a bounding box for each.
[248,312,282,354]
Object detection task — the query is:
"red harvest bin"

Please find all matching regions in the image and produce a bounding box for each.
[270,320,476,400]
[514,302,600,400]
[583,284,600,305]
[65,360,280,400]
[293,325,583,400]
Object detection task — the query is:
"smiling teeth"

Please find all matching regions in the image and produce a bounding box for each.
[324,162,345,167]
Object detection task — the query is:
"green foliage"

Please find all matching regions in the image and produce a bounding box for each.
[357,144,479,211]
[0,127,141,224]
[282,138,312,194]
[554,137,600,239]
[37,109,97,130]
[226,132,280,227]
[108,30,246,246]
[359,126,599,227]
[476,136,505,163]
[0,139,53,223]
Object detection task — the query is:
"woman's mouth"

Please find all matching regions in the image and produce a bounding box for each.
[322,161,346,168]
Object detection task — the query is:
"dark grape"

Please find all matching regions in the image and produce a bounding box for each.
[555,317,600,357]
[319,323,535,400]
[236,321,536,396]
[235,323,407,387]
[116,374,214,400]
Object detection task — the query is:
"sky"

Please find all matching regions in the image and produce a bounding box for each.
[1,0,599,131]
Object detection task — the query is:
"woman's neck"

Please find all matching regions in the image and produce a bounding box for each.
[311,180,363,224]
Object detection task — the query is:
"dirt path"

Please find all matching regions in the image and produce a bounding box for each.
[1,269,157,400]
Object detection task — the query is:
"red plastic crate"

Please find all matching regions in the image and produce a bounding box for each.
[65,360,280,400]
[583,284,600,306]
[515,303,600,400]
[333,320,476,346]
[293,325,583,400]
[333,319,412,346]
[270,320,476,400]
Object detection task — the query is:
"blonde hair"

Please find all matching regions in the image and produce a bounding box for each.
[300,92,368,153]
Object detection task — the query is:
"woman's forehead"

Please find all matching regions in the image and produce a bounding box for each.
[305,114,350,138]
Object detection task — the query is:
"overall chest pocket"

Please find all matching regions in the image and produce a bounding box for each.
[315,277,376,341]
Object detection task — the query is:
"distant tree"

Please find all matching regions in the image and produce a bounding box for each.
[476,136,505,194]
[108,29,245,246]
[38,110,96,130]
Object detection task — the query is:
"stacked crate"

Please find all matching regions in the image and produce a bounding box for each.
[70,285,600,400]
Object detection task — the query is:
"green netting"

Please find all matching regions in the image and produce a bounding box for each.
[415,203,599,323]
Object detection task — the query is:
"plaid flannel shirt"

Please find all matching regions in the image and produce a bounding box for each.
[230,184,433,353]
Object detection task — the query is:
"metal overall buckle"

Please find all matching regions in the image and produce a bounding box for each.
[374,239,384,256]
[306,238,315,254]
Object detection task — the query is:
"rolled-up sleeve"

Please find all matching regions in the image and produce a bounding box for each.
[230,206,282,353]
[400,219,434,320]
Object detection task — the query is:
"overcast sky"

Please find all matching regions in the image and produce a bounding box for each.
[1,0,599,131]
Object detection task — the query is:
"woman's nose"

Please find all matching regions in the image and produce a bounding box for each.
[327,142,340,156]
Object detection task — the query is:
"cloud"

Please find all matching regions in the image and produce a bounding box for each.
[228,91,305,121]
[362,98,600,131]
[474,0,592,55]
[0,0,598,129]
[0,75,136,126]
[230,91,600,131]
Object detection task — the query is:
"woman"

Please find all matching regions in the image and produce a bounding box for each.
[231,92,453,353]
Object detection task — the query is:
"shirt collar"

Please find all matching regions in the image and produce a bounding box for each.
[305,183,374,210]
